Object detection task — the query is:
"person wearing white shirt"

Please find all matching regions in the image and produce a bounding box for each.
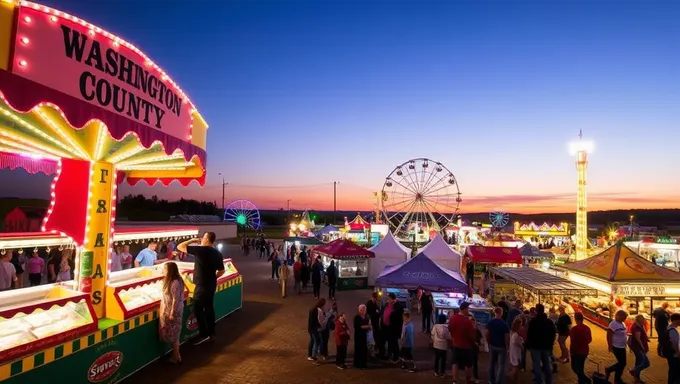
[605,310,628,384]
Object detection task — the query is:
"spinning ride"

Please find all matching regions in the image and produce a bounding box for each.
[381,158,462,242]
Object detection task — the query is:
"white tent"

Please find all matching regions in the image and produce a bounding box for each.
[368,231,411,286]
[418,234,462,272]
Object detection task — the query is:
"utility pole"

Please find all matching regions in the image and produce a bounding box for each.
[287,199,291,222]
[218,172,228,220]
[333,181,338,225]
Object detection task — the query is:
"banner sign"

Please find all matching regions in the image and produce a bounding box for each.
[12,7,192,141]
[80,162,114,318]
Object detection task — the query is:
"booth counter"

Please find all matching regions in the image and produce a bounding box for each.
[0,261,243,383]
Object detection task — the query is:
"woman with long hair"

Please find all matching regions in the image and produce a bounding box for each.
[307,298,326,365]
[56,249,73,282]
[629,314,650,383]
[508,317,524,383]
[159,262,185,364]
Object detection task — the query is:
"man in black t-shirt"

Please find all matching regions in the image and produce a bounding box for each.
[178,231,225,345]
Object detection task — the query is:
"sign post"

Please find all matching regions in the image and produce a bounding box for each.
[79,161,115,318]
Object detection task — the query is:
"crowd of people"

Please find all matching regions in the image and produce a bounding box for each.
[0,239,186,291]
[297,287,680,384]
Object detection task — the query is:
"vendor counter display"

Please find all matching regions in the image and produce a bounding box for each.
[321,257,368,290]
[568,295,652,332]
[0,284,97,364]
[432,293,493,325]
[0,261,243,384]
[105,265,166,321]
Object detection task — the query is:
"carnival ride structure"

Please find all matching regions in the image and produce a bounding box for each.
[569,130,594,260]
[224,199,261,230]
[381,158,462,242]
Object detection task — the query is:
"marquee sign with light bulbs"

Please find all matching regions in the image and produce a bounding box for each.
[12,5,192,140]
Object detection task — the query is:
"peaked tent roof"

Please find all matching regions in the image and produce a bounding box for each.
[348,213,370,230]
[315,239,375,259]
[466,245,522,264]
[563,242,680,282]
[375,252,468,292]
[315,224,340,236]
[368,231,411,256]
[417,234,462,271]
[519,243,554,258]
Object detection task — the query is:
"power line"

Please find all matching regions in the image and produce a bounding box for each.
[205,182,334,189]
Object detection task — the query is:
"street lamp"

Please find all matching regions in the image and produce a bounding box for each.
[218,172,227,220]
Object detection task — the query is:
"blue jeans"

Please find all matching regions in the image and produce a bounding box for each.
[632,349,650,377]
[530,349,553,384]
[308,330,322,359]
[489,346,507,384]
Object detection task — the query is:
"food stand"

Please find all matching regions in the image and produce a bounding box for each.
[518,243,555,266]
[315,239,375,290]
[283,235,324,264]
[0,2,245,382]
[489,267,597,311]
[555,242,680,334]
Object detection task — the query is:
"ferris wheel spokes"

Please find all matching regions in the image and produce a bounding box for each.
[381,158,461,241]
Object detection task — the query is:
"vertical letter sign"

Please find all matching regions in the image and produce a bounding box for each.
[80,162,114,318]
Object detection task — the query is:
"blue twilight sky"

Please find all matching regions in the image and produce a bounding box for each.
[3,0,680,213]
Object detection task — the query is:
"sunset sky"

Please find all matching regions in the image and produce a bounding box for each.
[2,0,679,214]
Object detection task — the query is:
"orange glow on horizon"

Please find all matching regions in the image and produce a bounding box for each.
[148,183,679,214]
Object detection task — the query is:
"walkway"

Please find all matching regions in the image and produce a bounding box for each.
[125,247,669,384]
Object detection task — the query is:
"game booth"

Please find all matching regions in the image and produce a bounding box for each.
[0,2,244,382]
[513,222,570,247]
[315,239,375,290]
[554,242,680,335]
[375,253,493,324]
[489,267,597,312]
[518,243,555,265]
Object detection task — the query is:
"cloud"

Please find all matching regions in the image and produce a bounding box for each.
[463,192,678,206]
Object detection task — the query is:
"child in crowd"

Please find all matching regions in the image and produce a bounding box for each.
[334,312,350,369]
[431,314,451,378]
[508,318,524,383]
[400,312,416,372]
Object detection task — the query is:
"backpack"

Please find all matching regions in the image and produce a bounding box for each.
[659,327,677,358]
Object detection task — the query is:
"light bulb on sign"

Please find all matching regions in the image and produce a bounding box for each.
[24,16,31,23]
[18,60,27,67]
[21,37,29,45]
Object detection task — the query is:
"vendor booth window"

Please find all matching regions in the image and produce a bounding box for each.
[339,260,367,278]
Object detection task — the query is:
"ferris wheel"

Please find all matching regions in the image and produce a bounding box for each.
[381,158,462,241]
[489,210,510,229]
[224,199,261,230]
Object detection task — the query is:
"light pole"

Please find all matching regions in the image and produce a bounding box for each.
[629,214,635,240]
[218,172,228,220]
[287,199,291,222]
[333,181,339,224]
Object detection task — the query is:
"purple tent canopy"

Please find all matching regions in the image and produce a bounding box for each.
[375,253,468,293]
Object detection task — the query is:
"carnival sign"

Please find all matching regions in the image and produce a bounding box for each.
[613,284,666,297]
[88,351,123,383]
[402,272,440,280]
[12,7,192,141]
